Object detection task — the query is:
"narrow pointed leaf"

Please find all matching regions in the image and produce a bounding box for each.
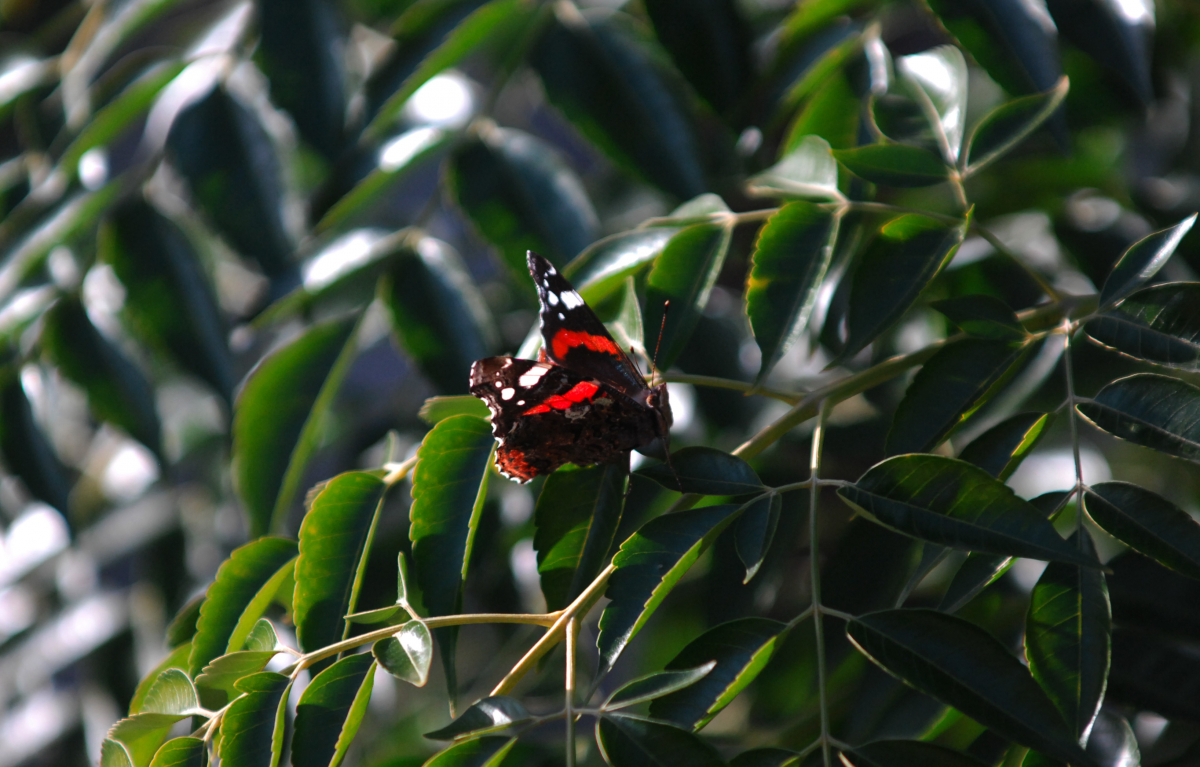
[959,412,1055,480]
[373,621,434,686]
[846,609,1093,767]
[149,737,207,767]
[424,697,531,740]
[1086,482,1200,581]
[842,214,968,358]
[1025,532,1111,740]
[746,202,842,384]
[598,504,741,670]
[609,277,646,357]
[1100,215,1196,308]
[645,221,734,370]
[596,714,725,767]
[295,471,387,666]
[832,144,951,187]
[896,45,969,163]
[195,651,279,708]
[1047,0,1153,105]
[604,663,716,710]
[233,316,358,536]
[783,67,860,153]
[534,462,628,611]
[734,494,782,583]
[637,447,763,496]
[1085,282,1200,370]
[838,455,1098,567]
[930,295,1026,341]
[410,414,495,698]
[292,653,376,767]
[649,618,789,730]
[886,338,1031,456]
[218,672,291,767]
[423,736,517,767]
[565,228,676,307]
[189,537,298,676]
[964,77,1069,175]
[1077,373,1200,464]
[844,740,991,767]
[745,136,843,201]
[0,368,71,512]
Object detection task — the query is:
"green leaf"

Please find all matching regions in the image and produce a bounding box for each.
[0,367,71,513]
[1085,282,1200,370]
[424,697,531,740]
[1085,482,1200,581]
[745,136,843,201]
[140,669,199,715]
[597,504,741,670]
[838,455,1098,567]
[596,714,725,767]
[292,653,377,767]
[41,296,162,458]
[131,644,192,715]
[409,414,495,698]
[531,10,707,199]
[745,201,842,384]
[886,338,1031,455]
[101,200,233,402]
[1077,373,1200,464]
[734,494,782,583]
[195,650,278,709]
[422,736,517,767]
[609,277,646,358]
[729,748,801,767]
[1099,214,1197,308]
[1025,532,1110,740]
[189,537,297,676]
[565,228,676,307]
[101,739,135,767]
[643,0,751,114]
[964,76,1069,175]
[846,609,1092,767]
[450,125,598,278]
[832,144,951,187]
[148,737,207,767]
[603,662,716,710]
[373,621,434,686]
[420,395,492,424]
[243,619,278,653]
[930,295,1026,341]
[104,712,191,767]
[841,214,968,359]
[782,69,860,153]
[637,446,763,496]
[649,618,789,730]
[958,412,1055,480]
[895,45,969,163]
[645,221,734,369]
[232,316,358,537]
[534,462,628,611]
[843,740,990,767]
[295,471,387,665]
[217,672,291,767]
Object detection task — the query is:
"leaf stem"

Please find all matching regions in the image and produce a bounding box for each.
[565,616,578,767]
[1062,320,1086,545]
[383,455,418,486]
[810,400,833,767]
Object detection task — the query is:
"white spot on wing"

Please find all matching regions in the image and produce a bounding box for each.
[501,387,515,400]
[547,292,559,306]
[557,312,565,320]
[494,380,503,388]
[518,366,549,387]
[560,291,584,309]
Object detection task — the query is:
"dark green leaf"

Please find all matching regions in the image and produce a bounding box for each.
[167,86,294,282]
[645,221,733,369]
[420,395,492,424]
[603,663,716,710]
[887,338,1030,455]
[1077,373,1200,464]
[964,77,1069,175]
[166,597,204,649]
[409,415,495,698]
[104,713,191,767]
[148,737,207,767]
[846,609,1092,767]
[449,126,598,277]
[597,504,741,670]
[292,653,376,767]
[649,618,789,730]
[895,45,969,163]
[532,11,707,199]
[195,650,278,708]
[930,295,1026,341]
[844,739,990,767]
[423,736,517,767]
[734,494,782,583]
[939,553,1014,613]
[1099,214,1196,308]
[1085,282,1200,370]
[782,68,860,153]
[189,537,297,676]
[729,748,801,767]
[566,228,676,307]
[745,202,842,384]
[232,316,358,537]
[959,412,1055,480]
[1047,0,1153,105]
[101,200,233,402]
[1086,482,1200,581]
[295,471,387,662]
[745,136,843,201]
[1108,626,1200,721]
[832,144,951,187]
[373,621,434,686]
[0,367,71,512]
[596,714,724,767]
[838,455,1097,567]
[217,672,291,766]
[842,214,968,359]
[643,0,750,113]
[534,462,628,611]
[41,296,162,458]
[424,697,531,740]
[1025,532,1110,739]
[637,447,762,496]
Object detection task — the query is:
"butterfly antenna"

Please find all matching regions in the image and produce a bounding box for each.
[651,300,669,385]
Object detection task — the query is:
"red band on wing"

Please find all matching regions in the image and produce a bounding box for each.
[551,329,621,360]
[522,381,600,415]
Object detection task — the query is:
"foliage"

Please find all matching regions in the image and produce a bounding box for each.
[3,1,1200,766]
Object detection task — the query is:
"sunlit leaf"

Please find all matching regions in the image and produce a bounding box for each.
[374,621,434,686]
[292,653,377,767]
[964,77,1069,174]
[895,45,968,163]
[424,697,531,740]
[1099,214,1196,308]
[148,737,206,767]
[195,650,278,709]
[746,136,843,201]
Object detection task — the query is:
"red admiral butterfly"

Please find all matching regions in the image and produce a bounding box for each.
[469,252,672,483]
